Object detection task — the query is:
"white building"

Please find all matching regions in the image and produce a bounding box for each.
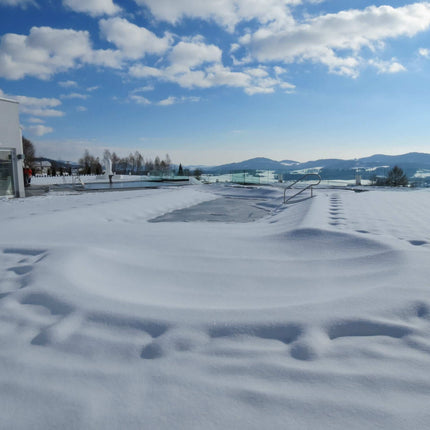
[0,97,25,197]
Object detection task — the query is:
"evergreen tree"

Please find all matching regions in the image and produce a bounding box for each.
[177,163,184,176]
[385,166,408,187]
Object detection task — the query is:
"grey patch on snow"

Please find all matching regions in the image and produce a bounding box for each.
[409,240,428,246]
[290,341,318,361]
[327,319,412,340]
[3,248,46,256]
[415,302,430,319]
[208,323,303,345]
[1,248,48,292]
[7,265,33,275]
[20,292,74,316]
[88,313,169,338]
[31,331,51,346]
[140,342,163,359]
[30,313,83,347]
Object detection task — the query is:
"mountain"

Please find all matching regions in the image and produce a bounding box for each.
[205,157,299,172]
[202,152,430,182]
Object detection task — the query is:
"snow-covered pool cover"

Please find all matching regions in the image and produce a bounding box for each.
[1,185,430,429]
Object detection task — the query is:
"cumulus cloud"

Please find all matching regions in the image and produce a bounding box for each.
[134,0,297,31]
[128,34,295,95]
[130,56,294,95]
[368,58,406,74]
[99,17,171,60]
[169,39,222,71]
[0,27,90,79]
[63,0,120,16]
[242,3,430,77]
[26,124,53,136]
[0,26,124,80]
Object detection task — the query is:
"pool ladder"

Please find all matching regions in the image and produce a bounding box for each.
[283,174,321,204]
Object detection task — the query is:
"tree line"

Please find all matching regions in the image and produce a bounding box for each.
[79,150,172,176]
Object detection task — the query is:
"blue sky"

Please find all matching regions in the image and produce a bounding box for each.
[1,0,430,165]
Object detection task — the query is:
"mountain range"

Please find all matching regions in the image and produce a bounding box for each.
[202,153,430,181]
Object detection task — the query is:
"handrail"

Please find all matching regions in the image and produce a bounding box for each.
[283,173,321,204]
[72,175,85,189]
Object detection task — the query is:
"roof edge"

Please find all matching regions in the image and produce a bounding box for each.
[0,96,19,104]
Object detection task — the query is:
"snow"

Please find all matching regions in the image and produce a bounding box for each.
[1,184,430,429]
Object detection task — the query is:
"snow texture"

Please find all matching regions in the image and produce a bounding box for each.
[1,184,430,429]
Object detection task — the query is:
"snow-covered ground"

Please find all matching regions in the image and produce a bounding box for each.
[1,184,430,429]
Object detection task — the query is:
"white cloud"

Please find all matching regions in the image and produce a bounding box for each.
[28,117,45,123]
[129,35,295,95]
[280,82,296,93]
[157,96,200,106]
[157,96,176,106]
[59,80,78,88]
[87,85,99,91]
[134,0,297,31]
[169,40,222,71]
[26,124,54,136]
[63,0,120,16]
[230,43,240,53]
[368,58,406,74]
[244,67,268,78]
[242,3,430,77]
[0,27,92,80]
[129,65,163,79]
[76,106,87,112]
[129,94,151,105]
[419,48,430,58]
[134,85,154,92]
[274,66,286,75]
[22,107,64,117]
[60,92,89,99]
[2,93,66,117]
[0,26,122,80]
[130,58,294,95]
[99,17,171,60]
[0,0,36,7]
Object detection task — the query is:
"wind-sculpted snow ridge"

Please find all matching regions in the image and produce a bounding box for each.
[1,186,430,429]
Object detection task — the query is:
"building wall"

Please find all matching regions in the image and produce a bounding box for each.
[0,97,25,197]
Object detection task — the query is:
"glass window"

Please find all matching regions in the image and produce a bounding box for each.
[0,149,15,197]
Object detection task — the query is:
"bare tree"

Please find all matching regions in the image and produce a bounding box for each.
[22,136,35,168]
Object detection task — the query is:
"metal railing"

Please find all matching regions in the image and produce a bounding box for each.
[283,173,321,204]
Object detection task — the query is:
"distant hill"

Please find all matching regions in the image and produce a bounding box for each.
[34,157,80,168]
[201,152,430,182]
[205,157,299,173]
